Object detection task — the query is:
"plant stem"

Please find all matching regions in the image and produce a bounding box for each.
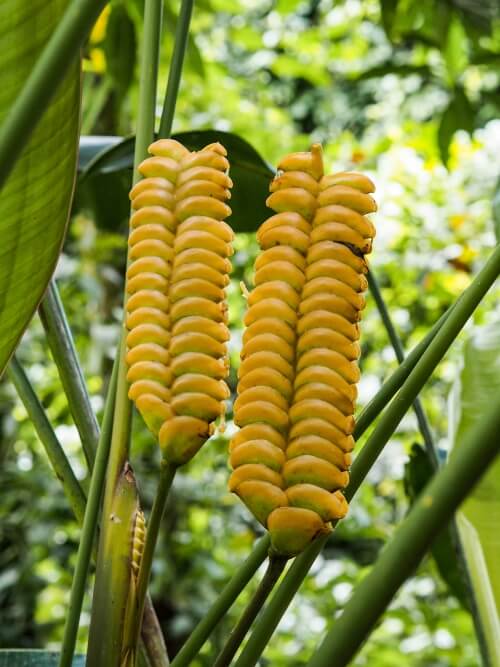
[133,460,177,661]
[367,270,489,664]
[234,243,500,667]
[7,356,87,524]
[158,0,194,138]
[367,269,439,468]
[0,0,107,190]
[354,301,455,439]
[39,280,100,470]
[213,557,287,667]
[7,350,160,665]
[58,358,118,667]
[350,244,500,493]
[308,397,500,667]
[171,536,270,667]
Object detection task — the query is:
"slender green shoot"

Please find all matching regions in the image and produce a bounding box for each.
[39,280,100,469]
[367,269,439,468]
[170,537,270,667]
[354,300,455,439]
[234,243,500,667]
[0,0,107,190]
[58,358,119,667]
[213,556,287,667]
[7,356,87,523]
[308,395,500,667]
[158,0,194,138]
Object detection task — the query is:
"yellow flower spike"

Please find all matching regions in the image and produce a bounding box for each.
[125,140,233,466]
[229,145,376,557]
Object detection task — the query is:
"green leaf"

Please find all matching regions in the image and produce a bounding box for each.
[78,135,121,171]
[444,15,469,84]
[104,2,137,101]
[0,0,80,375]
[78,129,274,232]
[449,320,500,665]
[380,0,399,40]
[437,87,474,164]
[404,443,469,609]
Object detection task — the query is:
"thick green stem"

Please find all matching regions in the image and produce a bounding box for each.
[367,269,439,468]
[39,280,100,469]
[58,358,118,667]
[131,461,176,665]
[158,0,194,138]
[234,244,500,667]
[213,557,287,667]
[170,537,270,667]
[7,357,87,524]
[308,397,500,667]
[0,0,107,190]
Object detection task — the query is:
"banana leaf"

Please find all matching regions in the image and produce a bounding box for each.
[449,320,500,666]
[0,0,80,375]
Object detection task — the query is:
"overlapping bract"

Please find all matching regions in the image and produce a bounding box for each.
[126,139,233,465]
[229,144,376,556]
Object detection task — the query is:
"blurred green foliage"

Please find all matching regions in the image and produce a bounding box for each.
[1,0,500,664]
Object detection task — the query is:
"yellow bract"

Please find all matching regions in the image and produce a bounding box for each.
[229,144,376,556]
[125,139,233,465]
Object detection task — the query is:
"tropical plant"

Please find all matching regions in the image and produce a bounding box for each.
[1,1,499,666]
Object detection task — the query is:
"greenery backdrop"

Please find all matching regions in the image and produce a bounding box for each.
[1,0,499,664]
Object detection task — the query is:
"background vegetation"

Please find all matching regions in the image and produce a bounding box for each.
[1,0,500,664]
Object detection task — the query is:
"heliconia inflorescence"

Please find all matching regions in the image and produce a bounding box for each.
[229,144,376,556]
[125,139,234,465]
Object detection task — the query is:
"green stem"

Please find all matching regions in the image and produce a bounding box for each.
[350,244,500,493]
[158,0,194,138]
[366,269,439,468]
[81,76,113,135]
[132,461,176,664]
[171,537,270,667]
[234,243,500,667]
[354,300,455,439]
[39,280,100,469]
[0,0,107,190]
[213,557,287,667]
[7,357,87,524]
[58,358,118,667]
[308,396,500,667]
[367,270,489,663]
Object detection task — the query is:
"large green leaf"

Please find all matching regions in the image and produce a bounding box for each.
[449,321,500,666]
[78,129,274,232]
[0,0,80,375]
